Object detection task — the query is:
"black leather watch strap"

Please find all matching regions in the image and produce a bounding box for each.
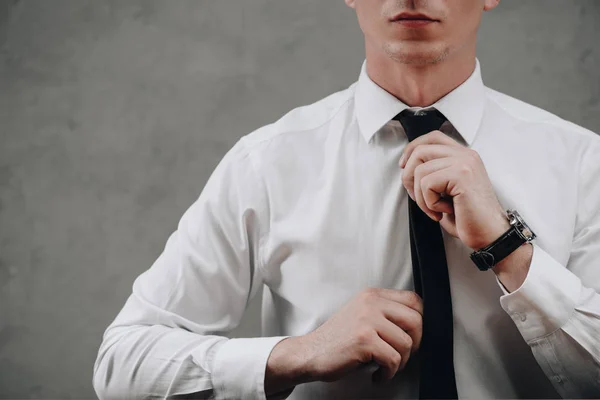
[470,226,527,271]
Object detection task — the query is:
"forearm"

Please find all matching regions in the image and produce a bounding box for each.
[94,322,294,400]
[93,324,223,399]
[494,243,600,397]
[529,313,600,397]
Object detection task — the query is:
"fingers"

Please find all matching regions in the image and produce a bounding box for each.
[366,290,423,354]
[405,157,454,216]
[369,333,403,382]
[401,145,463,221]
[367,287,423,315]
[377,298,423,353]
[400,144,461,214]
[399,130,463,169]
[375,318,414,371]
[413,161,456,221]
[401,144,460,173]
[421,168,456,215]
[416,167,460,222]
[357,288,424,382]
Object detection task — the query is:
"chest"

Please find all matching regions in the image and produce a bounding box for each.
[258,128,576,333]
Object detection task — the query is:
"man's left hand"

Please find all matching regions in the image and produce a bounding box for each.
[399,130,509,250]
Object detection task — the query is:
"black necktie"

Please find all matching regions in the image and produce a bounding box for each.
[393,108,458,399]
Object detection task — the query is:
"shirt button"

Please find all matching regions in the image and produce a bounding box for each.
[553,375,562,383]
[520,314,527,322]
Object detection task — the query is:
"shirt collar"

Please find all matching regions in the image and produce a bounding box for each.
[354,58,485,146]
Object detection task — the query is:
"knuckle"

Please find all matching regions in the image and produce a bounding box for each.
[414,163,424,175]
[355,328,375,346]
[420,174,431,190]
[402,334,414,351]
[468,148,481,160]
[424,193,438,212]
[458,163,472,176]
[413,146,424,160]
[390,352,402,369]
[424,196,436,210]
[406,291,422,309]
[409,310,423,330]
[356,310,371,325]
[360,287,379,302]
[401,171,411,186]
[466,150,481,167]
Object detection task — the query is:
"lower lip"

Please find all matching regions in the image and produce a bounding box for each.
[393,19,435,28]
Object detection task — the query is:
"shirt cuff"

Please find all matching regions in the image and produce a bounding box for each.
[207,336,291,400]
[498,243,582,343]
[495,274,511,295]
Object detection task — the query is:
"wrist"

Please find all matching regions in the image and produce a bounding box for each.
[265,336,314,396]
[476,208,511,250]
[492,242,533,292]
[470,208,536,272]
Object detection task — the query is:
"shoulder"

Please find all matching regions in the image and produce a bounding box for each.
[216,82,356,179]
[240,82,356,151]
[484,86,600,145]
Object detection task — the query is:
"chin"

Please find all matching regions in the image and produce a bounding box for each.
[382,41,450,65]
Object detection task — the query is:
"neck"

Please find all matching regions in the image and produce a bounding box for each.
[365,44,477,107]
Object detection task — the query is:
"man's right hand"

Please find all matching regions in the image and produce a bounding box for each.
[264,288,423,396]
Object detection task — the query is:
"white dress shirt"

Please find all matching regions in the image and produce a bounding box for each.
[93,59,600,399]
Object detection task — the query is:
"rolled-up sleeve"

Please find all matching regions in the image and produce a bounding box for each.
[496,138,600,398]
[92,135,290,399]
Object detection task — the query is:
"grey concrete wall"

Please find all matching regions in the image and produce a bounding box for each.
[0,1,598,398]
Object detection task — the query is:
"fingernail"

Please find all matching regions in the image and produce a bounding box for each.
[399,154,405,166]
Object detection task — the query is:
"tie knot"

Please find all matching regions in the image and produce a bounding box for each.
[393,108,447,142]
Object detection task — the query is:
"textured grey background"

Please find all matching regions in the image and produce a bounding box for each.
[0,0,599,398]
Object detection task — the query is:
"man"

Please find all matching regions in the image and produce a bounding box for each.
[93,0,600,399]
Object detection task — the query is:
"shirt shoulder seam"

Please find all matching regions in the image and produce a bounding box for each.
[485,88,598,140]
[242,86,356,152]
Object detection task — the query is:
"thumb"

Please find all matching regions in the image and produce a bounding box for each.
[440,213,458,238]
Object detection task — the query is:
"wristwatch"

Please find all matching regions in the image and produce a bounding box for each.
[470,209,536,271]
